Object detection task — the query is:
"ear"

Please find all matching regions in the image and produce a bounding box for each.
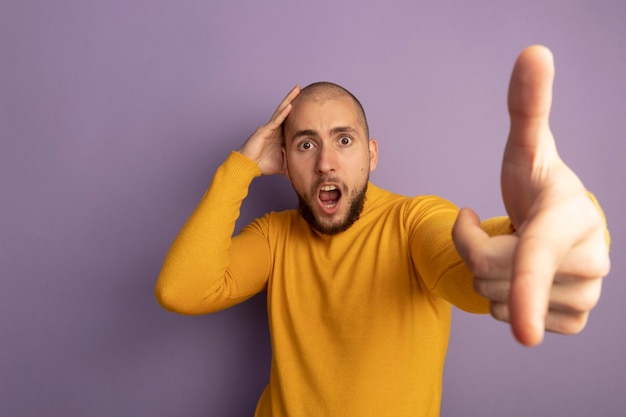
[368,139,379,172]
[281,146,291,181]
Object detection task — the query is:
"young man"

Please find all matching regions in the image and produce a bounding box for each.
[155,46,610,416]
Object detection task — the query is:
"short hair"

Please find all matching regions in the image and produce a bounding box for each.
[294,81,370,138]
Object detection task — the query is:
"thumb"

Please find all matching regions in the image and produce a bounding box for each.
[507,45,555,151]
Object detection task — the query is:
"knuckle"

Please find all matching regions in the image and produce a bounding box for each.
[563,314,589,335]
[559,279,603,314]
[576,235,612,278]
[465,250,491,277]
[578,281,603,312]
[547,312,589,335]
[573,313,590,333]
[490,302,510,323]
[595,254,611,278]
[473,278,487,298]
[474,278,509,303]
[582,249,611,278]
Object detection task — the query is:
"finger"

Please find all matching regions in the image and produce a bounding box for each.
[554,198,611,279]
[544,310,589,335]
[556,240,610,282]
[490,301,510,324]
[507,45,555,150]
[485,269,603,320]
[452,208,516,279]
[474,276,510,303]
[269,85,301,123]
[452,208,488,273]
[549,275,603,315]
[489,301,592,336]
[509,225,562,346]
[501,46,559,230]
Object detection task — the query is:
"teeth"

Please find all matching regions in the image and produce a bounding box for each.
[320,185,338,191]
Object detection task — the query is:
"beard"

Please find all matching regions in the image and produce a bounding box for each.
[296,180,368,235]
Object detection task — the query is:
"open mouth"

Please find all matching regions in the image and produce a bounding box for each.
[318,184,342,212]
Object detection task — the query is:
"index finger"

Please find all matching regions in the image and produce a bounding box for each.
[268,85,301,124]
[509,218,566,346]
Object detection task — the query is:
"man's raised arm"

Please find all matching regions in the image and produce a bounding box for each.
[155,86,301,314]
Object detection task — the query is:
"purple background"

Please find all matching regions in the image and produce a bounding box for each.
[2,1,624,416]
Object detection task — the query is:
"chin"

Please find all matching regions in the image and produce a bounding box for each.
[314,215,351,235]
[298,199,364,236]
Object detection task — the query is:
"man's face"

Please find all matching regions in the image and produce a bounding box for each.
[283,95,378,235]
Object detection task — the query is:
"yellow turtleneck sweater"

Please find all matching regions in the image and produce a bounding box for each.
[156,151,516,416]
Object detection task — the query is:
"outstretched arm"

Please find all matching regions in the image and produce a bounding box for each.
[452,45,611,347]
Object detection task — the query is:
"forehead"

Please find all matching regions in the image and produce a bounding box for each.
[285,95,365,137]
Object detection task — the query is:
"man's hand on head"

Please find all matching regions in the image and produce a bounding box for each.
[239,85,301,176]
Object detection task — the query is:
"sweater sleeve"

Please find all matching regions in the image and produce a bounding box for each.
[407,192,609,315]
[155,151,272,315]
[407,197,513,314]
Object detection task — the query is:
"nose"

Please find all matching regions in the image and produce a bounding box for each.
[315,144,337,175]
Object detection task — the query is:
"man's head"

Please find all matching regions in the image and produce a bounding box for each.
[282,82,378,235]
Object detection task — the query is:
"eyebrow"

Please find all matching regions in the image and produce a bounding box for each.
[290,126,358,141]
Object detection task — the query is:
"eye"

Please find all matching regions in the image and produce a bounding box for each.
[338,136,352,146]
[298,140,315,151]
